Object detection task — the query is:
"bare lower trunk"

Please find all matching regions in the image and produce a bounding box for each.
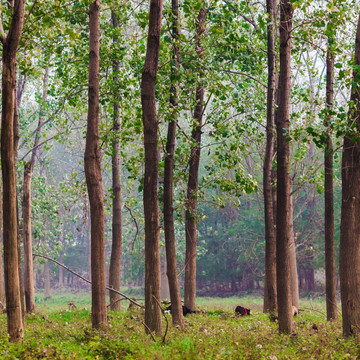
[108,10,123,313]
[184,7,205,312]
[141,0,163,335]
[263,0,277,315]
[1,0,26,341]
[44,261,50,299]
[162,0,184,329]
[289,195,299,310]
[0,182,4,304]
[276,0,294,334]
[85,0,107,328]
[339,12,360,338]
[324,43,337,321]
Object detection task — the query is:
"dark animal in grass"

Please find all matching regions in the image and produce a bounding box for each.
[235,306,251,316]
[165,304,196,316]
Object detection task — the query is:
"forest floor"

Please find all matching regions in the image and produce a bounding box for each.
[0,291,357,359]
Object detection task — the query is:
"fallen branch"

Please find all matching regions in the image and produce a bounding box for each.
[152,294,168,344]
[33,253,144,309]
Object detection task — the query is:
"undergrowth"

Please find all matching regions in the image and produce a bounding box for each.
[0,293,358,359]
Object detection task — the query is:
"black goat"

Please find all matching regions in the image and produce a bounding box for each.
[166,304,196,316]
[235,305,251,316]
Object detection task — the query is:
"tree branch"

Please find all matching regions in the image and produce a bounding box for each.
[33,253,144,309]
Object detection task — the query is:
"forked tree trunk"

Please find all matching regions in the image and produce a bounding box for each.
[184,6,206,313]
[84,0,107,328]
[276,0,294,334]
[324,41,337,321]
[163,0,184,328]
[1,0,25,343]
[339,12,360,338]
[22,67,49,313]
[263,0,277,315]
[108,10,123,313]
[141,0,163,335]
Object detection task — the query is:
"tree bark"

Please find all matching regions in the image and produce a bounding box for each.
[324,41,337,321]
[44,261,50,299]
[184,6,206,313]
[263,0,277,315]
[1,0,25,342]
[289,195,299,310]
[339,12,360,338]
[276,0,294,334]
[141,0,163,335]
[84,0,107,328]
[22,67,49,313]
[108,11,123,313]
[163,0,184,328]
[0,180,4,305]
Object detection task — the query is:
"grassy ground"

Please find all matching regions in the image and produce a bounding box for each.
[0,292,357,359]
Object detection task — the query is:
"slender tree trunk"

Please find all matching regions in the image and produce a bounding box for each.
[1,0,25,342]
[84,0,107,328]
[22,67,49,313]
[339,12,360,338]
[324,41,337,321]
[141,0,163,335]
[163,0,184,328]
[184,6,206,312]
[59,254,64,287]
[289,195,299,310]
[276,0,294,334]
[263,0,277,315]
[44,261,50,299]
[108,11,123,313]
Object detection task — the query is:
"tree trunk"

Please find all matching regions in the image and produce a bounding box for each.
[108,11,123,313]
[141,0,163,335]
[276,0,294,334]
[263,0,277,315]
[339,12,360,338]
[1,0,25,342]
[0,181,4,305]
[84,0,107,328]
[163,0,184,328]
[324,41,337,321]
[184,6,206,313]
[44,261,50,299]
[22,67,49,313]
[289,195,299,310]
[59,254,64,287]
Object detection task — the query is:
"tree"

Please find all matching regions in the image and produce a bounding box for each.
[324,32,337,321]
[339,11,360,338]
[108,10,123,313]
[0,0,26,342]
[163,0,184,327]
[84,0,107,328]
[141,0,163,335]
[22,67,49,313]
[276,0,294,334]
[263,0,278,315]
[184,4,206,313]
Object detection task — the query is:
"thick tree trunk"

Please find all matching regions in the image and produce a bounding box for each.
[84,0,107,328]
[184,7,206,313]
[276,0,294,334]
[0,182,4,304]
[163,0,184,328]
[141,0,163,335]
[263,0,277,315]
[339,12,360,338]
[108,11,123,313]
[1,0,25,342]
[324,43,338,321]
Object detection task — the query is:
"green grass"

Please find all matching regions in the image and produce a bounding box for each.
[0,293,357,359]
